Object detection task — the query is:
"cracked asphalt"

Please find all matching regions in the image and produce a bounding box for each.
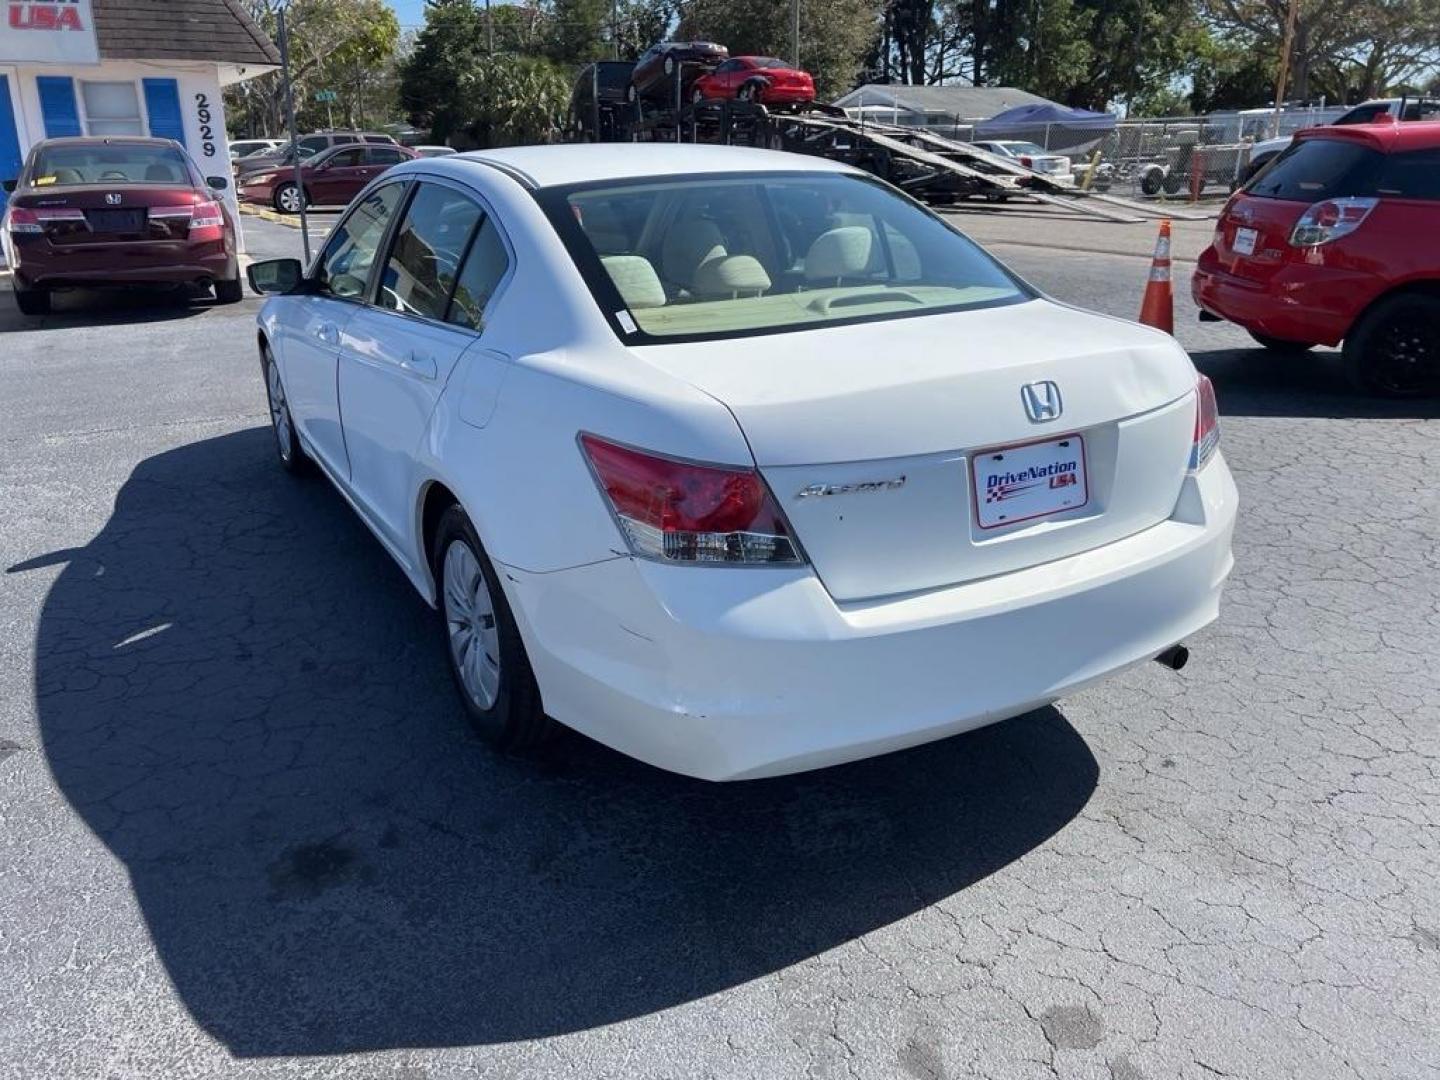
[1,210,1437,1080]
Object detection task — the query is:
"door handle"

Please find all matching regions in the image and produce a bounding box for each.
[400,351,437,379]
[314,322,339,346]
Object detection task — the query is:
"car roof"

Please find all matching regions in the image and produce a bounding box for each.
[450,143,859,189]
[1298,120,1440,152]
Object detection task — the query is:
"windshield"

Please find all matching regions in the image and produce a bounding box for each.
[750,57,790,69]
[31,143,193,186]
[1004,143,1048,156]
[540,172,1029,342]
[1245,138,1383,202]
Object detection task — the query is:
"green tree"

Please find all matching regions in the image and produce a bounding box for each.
[400,0,573,146]
[678,0,882,98]
[224,0,401,135]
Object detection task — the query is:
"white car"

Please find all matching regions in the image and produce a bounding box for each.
[413,145,458,158]
[246,144,1237,781]
[970,140,1076,186]
[229,138,282,161]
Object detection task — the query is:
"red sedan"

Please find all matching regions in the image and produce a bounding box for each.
[691,56,816,107]
[239,142,417,213]
[1194,122,1440,396]
[1,136,240,316]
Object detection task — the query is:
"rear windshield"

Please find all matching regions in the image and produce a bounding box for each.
[1244,138,1383,202]
[539,171,1030,343]
[749,57,790,69]
[30,143,193,187]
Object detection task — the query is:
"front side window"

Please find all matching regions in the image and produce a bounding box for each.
[377,183,484,321]
[1246,138,1384,202]
[540,171,1029,342]
[326,148,365,168]
[316,181,405,299]
[80,81,144,136]
[30,142,191,186]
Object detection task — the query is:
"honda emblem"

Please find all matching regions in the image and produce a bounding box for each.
[1021,381,1063,423]
[105,193,123,205]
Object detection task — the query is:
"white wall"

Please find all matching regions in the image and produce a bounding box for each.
[9,59,247,250]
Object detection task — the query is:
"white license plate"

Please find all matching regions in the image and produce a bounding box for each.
[1232,226,1258,256]
[972,434,1088,530]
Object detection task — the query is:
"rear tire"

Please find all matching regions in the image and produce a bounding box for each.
[14,287,50,316]
[1140,167,1165,196]
[1248,331,1314,354]
[273,182,304,214]
[1342,293,1440,398]
[214,277,244,304]
[433,506,553,751]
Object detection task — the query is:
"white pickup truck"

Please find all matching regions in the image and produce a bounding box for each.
[1241,96,1440,184]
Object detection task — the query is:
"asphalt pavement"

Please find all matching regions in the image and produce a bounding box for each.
[1,210,1437,1080]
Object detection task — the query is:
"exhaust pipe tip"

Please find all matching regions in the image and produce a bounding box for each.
[1153,644,1189,671]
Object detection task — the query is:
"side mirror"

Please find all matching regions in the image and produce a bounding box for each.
[206,175,229,190]
[246,257,304,296]
[1,179,15,193]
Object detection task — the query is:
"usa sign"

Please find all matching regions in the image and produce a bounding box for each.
[2,0,99,64]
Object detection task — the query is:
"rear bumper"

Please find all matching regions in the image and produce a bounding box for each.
[502,455,1238,781]
[9,238,236,290]
[760,86,816,103]
[1192,250,1376,345]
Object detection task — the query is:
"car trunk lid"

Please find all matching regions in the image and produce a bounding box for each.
[630,300,1199,601]
[1211,194,1308,281]
[12,186,206,244]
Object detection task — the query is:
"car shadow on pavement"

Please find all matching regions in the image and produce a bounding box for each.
[1191,347,1440,420]
[0,285,222,332]
[25,428,1098,1057]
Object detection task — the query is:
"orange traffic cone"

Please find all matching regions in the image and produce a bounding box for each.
[1139,218,1174,334]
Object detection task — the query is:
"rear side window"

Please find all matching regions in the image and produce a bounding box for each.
[377,183,484,321]
[447,218,509,330]
[368,147,407,165]
[364,135,392,144]
[328,148,364,168]
[1244,139,1383,202]
[1378,149,1440,200]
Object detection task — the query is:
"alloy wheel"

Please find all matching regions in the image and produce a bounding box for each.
[277,185,302,213]
[1371,313,1440,397]
[266,360,293,463]
[442,540,502,710]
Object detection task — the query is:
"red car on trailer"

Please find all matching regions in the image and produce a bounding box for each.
[691,56,816,107]
[1193,121,1440,396]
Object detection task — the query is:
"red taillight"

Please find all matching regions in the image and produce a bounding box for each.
[579,433,802,565]
[1190,375,1219,471]
[189,199,225,241]
[6,206,41,234]
[1019,155,1033,167]
[1289,197,1376,247]
[6,206,86,234]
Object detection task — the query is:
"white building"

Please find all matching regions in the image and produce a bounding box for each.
[0,0,279,230]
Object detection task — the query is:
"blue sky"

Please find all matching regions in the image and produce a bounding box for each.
[387,0,427,31]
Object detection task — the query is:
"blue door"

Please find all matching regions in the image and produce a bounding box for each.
[0,75,23,213]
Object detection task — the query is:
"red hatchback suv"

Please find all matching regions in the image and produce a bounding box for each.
[2,136,240,316]
[1194,122,1440,396]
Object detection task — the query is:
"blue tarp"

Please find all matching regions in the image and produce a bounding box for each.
[975,103,1117,138]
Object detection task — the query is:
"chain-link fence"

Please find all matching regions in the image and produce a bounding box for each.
[853,105,1350,200]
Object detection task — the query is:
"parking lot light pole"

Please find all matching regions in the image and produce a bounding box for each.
[277,5,312,265]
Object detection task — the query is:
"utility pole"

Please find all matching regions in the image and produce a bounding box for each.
[792,0,800,68]
[613,0,620,60]
[276,5,311,264]
[1271,0,1300,138]
[486,0,494,54]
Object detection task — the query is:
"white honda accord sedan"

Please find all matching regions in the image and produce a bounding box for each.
[246,143,1237,781]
